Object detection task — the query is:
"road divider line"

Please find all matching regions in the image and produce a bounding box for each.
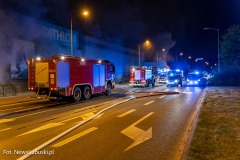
[17,97,135,160]
[0,100,47,108]
[0,106,24,112]
[0,118,15,123]
[159,95,166,99]
[0,109,56,124]
[14,106,45,113]
[52,127,98,148]
[0,128,11,132]
[15,109,56,119]
[117,109,136,118]
[143,101,155,106]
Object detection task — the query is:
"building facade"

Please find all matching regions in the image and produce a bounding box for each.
[0,10,138,91]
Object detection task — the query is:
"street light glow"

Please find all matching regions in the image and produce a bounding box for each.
[138,39,152,66]
[83,10,89,16]
[71,9,91,56]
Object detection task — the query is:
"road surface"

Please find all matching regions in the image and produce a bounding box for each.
[0,85,204,160]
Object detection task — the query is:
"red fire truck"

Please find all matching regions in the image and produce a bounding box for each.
[28,54,115,102]
[129,66,154,87]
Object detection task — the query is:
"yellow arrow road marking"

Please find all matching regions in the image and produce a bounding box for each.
[117,109,136,118]
[61,112,94,123]
[16,123,65,137]
[94,113,104,119]
[16,111,96,137]
[143,101,155,106]
[80,112,96,120]
[121,112,154,151]
[52,127,98,148]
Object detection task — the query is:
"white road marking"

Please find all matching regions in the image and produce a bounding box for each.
[143,101,155,105]
[17,97,135,160]
[0,100,46,108]
[0,118,15,123]
[52,127,98,148]
[16,123,65,137]
[121,112,154,151]
[15,109,56,119]
[182,90,192,94]
[0,128,11,132]
[159,95,166,99]
[0,109,55,124]
[117,109,136,118]
[0,106,23,111]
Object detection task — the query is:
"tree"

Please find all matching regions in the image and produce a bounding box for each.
[221,25,240,71]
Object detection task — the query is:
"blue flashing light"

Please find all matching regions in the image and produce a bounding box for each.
[195,71,199,74]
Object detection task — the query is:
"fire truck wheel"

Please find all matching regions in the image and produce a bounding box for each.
[73,87,81,102]
[105,83,112,96]
[83,86,91,100]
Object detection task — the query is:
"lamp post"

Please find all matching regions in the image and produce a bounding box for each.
[138,40,150,66]
[70,10,89,56]
[203,27,220,73]
[156,48,165,69]
[176,52,183,66]
[138,44,140,66]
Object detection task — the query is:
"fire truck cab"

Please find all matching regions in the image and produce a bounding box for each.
[28,54,115,102]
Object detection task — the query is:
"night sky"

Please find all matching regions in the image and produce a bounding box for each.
[1,0,239,65]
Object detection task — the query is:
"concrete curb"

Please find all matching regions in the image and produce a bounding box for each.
[180,88,207,160]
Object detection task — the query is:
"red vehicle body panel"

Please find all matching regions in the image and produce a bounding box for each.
[28,55,115,100]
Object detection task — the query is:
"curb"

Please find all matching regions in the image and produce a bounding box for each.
[180,88,207,160]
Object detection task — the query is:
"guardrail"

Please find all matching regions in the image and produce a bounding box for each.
[0,82,17,97]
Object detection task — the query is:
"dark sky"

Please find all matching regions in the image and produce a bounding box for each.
[1,0,239,64]
[69,0,240,64]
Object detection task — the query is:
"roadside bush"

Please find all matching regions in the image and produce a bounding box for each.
[0,82,17,96]
[208,70,240,86]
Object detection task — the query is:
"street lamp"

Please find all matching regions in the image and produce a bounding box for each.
[70,10,89,56]
[176,52,183,64]
[156,48,165,69]
[138,40,151,66]
[203,27,220,72]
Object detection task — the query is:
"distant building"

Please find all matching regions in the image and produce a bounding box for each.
[0,10,137,91]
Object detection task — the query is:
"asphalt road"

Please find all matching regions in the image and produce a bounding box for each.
[0,85,204,160]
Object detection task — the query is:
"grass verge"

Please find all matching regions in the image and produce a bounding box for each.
[187,87,240,160]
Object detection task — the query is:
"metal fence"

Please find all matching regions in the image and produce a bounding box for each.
[0,82,17,97]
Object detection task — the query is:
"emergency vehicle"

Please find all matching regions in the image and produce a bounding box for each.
[28,54,115,102]
[156,68,170,84]
[129,66,154,87]
[187,71,207,86]
[166,70,183,87]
